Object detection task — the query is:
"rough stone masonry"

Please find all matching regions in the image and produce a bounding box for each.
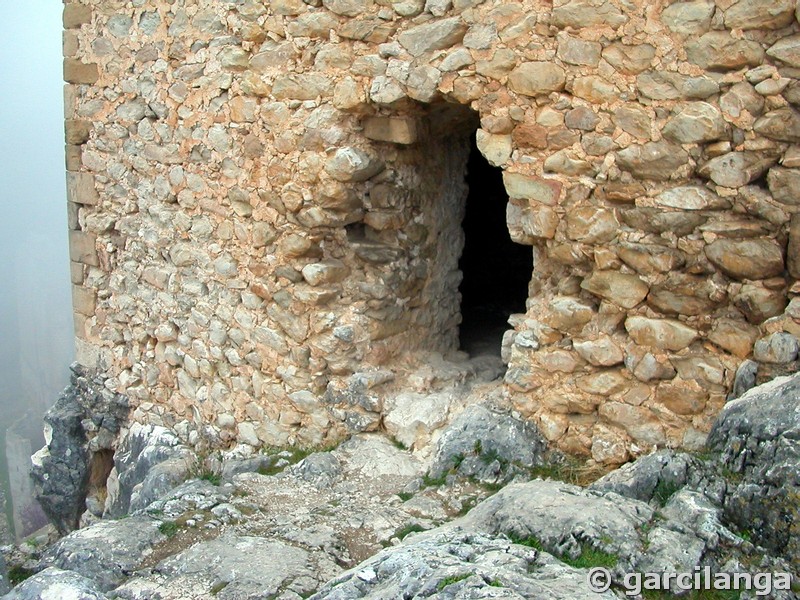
[63,0,800,465]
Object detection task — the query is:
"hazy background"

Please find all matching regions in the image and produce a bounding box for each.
[0,1,74,539]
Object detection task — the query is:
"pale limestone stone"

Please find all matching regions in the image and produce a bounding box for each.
[565,207,619,243]
[475,130,512,167]
[661,0,714,35]
[698,152,777,188]
[686,32,765,71]
[704,239,784,280]
[66,172,99,206]
[613,106,651,139]
[322,0,370,16]
[571,76,619,103]
[325,147,384,182]
[767,35,800,68]
[545,297,595,330]
[617,244,685,275]
[733,284,788,324]
[363,117,418,144]
[556,33,601,67]
[508,62,566,96]
[754,108,800,143]
[625,316,700,351]
[581,271,649,309]
[767,167,800,206]
[708,319,760,358]
[652,186,727,211]
[655,379,708,415]
[602,43,655,75]
[502,173,561,205]
[720,82,765,119]
[576,370,628,395]
[753,332,799,364]
[662,102,727,144]
[616,141,689,181]
[789,214,800,279]
[598,403,666,445]
[398,16,467,56]
[573,337,624,367]
[636,72,719,101]
[543,150,595,176]
[723,0,795,30]
[272,74,333,100]
[69,231,99,267]
[632,353,676,382]
[551,0,627,29]
[64,59,99,84]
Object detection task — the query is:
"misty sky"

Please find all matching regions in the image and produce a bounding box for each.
[0,1,74,533]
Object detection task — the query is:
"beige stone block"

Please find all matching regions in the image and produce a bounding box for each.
[67,201,80,230]
[65,119,91,145]
[72,285,96,316]
[63,31,79,57]
[73,313,88,339]
[66,172,99,205]
[64,58,99,84]
[65,144,82,171]
[625,316,699,351]
[655,379,708,415]
[69,230,99,266]
[363,117,418,145]
[63,4,92,28]
[70,261,84,285]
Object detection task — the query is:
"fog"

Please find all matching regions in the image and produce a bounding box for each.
[0,2,74,539]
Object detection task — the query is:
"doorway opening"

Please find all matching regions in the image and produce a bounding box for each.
[458,136,532,357]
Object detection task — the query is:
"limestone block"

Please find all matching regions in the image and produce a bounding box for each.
[753,332,799,364]
[66,172,99,207]
[662,102,727,144]
[397,17,467,56]
[698,152,777,188]
[551,0,627,29]
[754,108,800,143]
[652,186,727,211]
[363,117,417,144]
[565,207,619,243]
[636,72,719,101]
[708,319,760,358]
[543,150,595,176]
[272,74,332,100]
[720,82,764,120]
[564,106,599,131]
[686,32,765,71]
[655,379,708,415]
[574,337,624,366]
[571,76,618,104]
[63,4,92,29]
[620,208,706,236]
[475,130,511,167]
[723,0,795,30]
[660,0,714,35]
[788,214,800,279]
[322,0,370,17]
[325,147,384,182]
[581,271,649,309]
[704,239,784,280]
[63,59,99,84]
[613,106,651,139]
[556,33,601,66]
[475,49,517,79]
[617,244,685,275]
[65,119,91,145]
[732,284,788,324]
[502,173,561,205]
[508,62,566,96]
[631,353,676,382]
[602,43,655,75]
[599,403,666,446]
[616,141,689,181]
[647,275,721,317]
[625,316,700,351]
[71,285,95,316]
[506,202,559,242]
[767,35,800,68]
[69,231,99,267]
[767,167,800,206]
[576,370,627,395]
[545,296,595,330]
[301,260,349,286]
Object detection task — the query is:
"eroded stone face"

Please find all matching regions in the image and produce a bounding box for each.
[64,0,800,464]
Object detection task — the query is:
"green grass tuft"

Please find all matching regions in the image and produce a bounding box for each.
[158,520,180,537]
[437,573,471,591]
[8,566,35,586]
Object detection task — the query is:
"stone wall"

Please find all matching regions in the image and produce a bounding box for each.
[63,0,800,463]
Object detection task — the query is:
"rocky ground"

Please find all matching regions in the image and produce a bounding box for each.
[2,372,800,599]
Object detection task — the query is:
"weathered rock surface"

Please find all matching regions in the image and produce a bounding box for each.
[3,567,106,600]
[30,365,129,533]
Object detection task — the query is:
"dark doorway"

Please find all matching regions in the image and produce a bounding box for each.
[458,136,533,357]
